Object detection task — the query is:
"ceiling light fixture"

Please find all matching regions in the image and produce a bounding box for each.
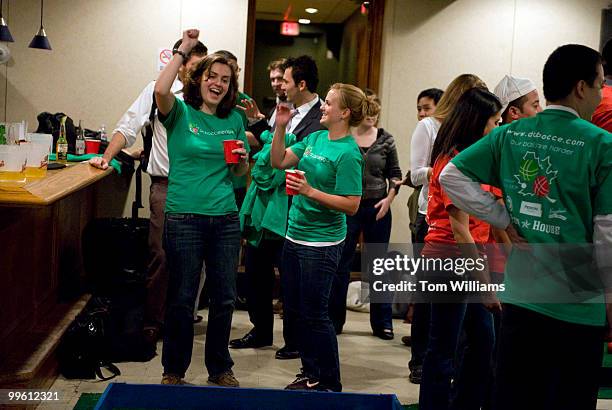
[305,8,318,14]
[29,0,51,50]
[298,18,311,24]
[0,0,14,42]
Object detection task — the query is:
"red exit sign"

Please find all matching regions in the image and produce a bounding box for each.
[281,21,300,36]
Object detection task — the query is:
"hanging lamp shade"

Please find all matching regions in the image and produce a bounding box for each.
[0,0,14,42]
[29,0,51,50]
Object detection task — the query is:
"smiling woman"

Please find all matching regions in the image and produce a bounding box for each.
[153,29,250,387]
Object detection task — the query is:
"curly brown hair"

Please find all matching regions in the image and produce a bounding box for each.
[182,54,238,118]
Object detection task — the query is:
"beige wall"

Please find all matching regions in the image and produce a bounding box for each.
[379,0,608,242]
[0,0,248,216]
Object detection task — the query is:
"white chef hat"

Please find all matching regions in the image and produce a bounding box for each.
[493,75,537,113]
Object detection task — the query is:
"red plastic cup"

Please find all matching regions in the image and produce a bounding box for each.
[223,139,241,164]
[85,139,101,154]
[285,169,305,195]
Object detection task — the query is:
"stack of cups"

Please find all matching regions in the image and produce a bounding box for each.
[0,145,27,183]
[24,134,52,178]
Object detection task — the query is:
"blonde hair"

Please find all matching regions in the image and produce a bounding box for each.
[267,58,286,72]
[330,83,379,127]
[433,74,487,122]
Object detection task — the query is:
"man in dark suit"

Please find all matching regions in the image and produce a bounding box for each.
[248,55,324,142]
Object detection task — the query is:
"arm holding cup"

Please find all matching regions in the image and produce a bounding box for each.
[286,173,360,215]
[230,140,249,176]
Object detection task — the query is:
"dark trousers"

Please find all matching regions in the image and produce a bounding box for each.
[410,212,430,369]
[330,198,393,333]
[419,302,494,410]
[145,178,169,329]
[282,239,344,390]
[162,213,241,378]
[244,239,284,344]
[494,304,604,410]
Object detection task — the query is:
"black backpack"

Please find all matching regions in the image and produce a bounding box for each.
[57,297,121,380]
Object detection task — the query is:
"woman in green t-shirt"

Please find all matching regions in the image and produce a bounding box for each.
[270,83,371,392]
[154,29,249,388]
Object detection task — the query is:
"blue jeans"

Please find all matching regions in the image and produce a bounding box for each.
[330,198,393,333]
[282,239,344,391]
[162,212,241,378]
[419,302,494,410]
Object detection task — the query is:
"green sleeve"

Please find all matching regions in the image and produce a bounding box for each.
[289,135,309,159]
[334,151,363,196]
[159,98,186,138]
[451,131,501,187]
[594,137,612,215]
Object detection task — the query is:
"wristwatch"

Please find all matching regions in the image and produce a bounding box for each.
[172,49,187,60]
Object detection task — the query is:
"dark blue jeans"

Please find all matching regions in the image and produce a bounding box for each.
[162,212,241,378]
[419,302,494,410]
[410,212,430,369]
[330,198,393,333]
[282,239,344,391]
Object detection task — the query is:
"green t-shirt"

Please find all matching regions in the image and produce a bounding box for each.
[452,108,612,326]
[230,91,252,190]
[162,98,249,215]
[286,130,363,243]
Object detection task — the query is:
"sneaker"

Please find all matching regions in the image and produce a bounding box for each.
[285,375,340,392]
[285,375,322,391]
[161,374,184,385]
[408,365,422,384]
[208,371,240,387]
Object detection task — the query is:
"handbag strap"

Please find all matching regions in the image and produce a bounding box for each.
[95,361,121,381]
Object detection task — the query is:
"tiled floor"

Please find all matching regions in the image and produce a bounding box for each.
[42,308,612,409]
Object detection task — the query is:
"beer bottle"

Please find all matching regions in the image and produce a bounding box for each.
[56,116,68,163]
[75,120,85,156]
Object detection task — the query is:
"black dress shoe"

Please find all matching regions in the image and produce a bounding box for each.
[275,345,300,360]
[373,328,394,340]
[229,332,272,349]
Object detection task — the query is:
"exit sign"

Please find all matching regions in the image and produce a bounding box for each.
[281,21,299,36]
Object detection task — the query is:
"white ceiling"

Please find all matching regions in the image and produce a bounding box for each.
[255,0,361,24]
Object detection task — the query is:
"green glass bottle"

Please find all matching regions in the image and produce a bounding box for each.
[56,116,68,163]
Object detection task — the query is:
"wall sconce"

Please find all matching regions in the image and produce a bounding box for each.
[29,0,51,50]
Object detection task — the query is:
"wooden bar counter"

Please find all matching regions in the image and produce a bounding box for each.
[0,162,130,389]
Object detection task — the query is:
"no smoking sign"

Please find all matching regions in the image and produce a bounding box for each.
[157,48,173,71]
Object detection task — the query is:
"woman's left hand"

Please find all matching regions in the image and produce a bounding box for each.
[286,173,313,196]
[374,196,392,220]
[232,140,248,162]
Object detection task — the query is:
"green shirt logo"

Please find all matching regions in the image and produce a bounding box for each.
[514,152,558,203]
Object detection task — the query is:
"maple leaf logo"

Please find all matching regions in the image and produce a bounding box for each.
[514,151,558,203]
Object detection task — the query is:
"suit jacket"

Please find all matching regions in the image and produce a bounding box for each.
[249,100,325,143]
[292,100,324,142]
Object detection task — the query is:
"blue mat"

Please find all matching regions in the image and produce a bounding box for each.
[94,383,403,410]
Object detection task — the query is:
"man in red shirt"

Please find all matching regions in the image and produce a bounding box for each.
[592,39,612,132]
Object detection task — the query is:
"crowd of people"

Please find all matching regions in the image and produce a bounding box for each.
[90,28,612,409]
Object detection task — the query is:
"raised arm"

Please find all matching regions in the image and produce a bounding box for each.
[270,104,299,169]
[155,29,200,115]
